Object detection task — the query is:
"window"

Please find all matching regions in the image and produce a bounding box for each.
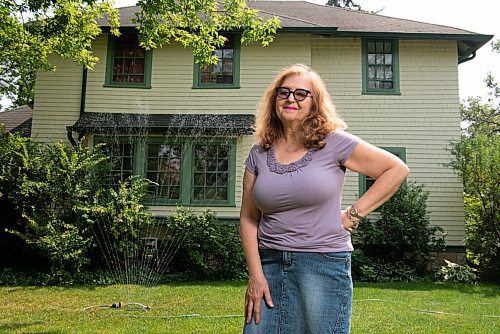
[358,147,406,195]
[105,33,153,88]
[193,34,240,88]
[362,39,399,94]
[97,136,236,206]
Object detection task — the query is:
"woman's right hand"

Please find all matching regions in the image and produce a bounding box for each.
[245,275,274,324]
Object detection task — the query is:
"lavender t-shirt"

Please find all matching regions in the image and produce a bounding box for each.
[244,130,360,252]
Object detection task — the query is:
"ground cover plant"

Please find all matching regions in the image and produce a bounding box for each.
[0,281,498,333]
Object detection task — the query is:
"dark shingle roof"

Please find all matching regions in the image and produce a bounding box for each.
[70,112,254,135]
[0,105,33,137]
[104,1,487,36]
[99,1,491,63]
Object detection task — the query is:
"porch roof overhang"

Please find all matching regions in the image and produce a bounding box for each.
[69,112,255,136]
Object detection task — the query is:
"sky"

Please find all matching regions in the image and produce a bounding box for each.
[1,0,498,110]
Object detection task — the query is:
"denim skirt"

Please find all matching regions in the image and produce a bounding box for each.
[243,249,353,334]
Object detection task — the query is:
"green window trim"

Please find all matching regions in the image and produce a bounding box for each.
[358,147,406,196]
[104,32,153,89]
[95,135,237,207]
[362,39,400,95]
[192,33,241,89]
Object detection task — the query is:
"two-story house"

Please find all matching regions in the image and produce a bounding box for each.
[30,1,492,259]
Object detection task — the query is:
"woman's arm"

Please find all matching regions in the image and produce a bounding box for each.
[342,140,410,228]
[240,168,273,324]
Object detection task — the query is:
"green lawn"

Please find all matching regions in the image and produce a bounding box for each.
[0,281,498,333]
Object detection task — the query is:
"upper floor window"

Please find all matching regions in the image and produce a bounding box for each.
[105,33,153,88]
[362,39,400,95]
[359,147,406,195]
[193,34,241,89]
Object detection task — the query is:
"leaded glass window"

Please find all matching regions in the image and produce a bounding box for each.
[101,142,135,187]
[105,32,153,88]
[193,144,230,201]
[147,143,182,200]
[194,34,240,88]
[363,39,399,94]
[367,41,394,89]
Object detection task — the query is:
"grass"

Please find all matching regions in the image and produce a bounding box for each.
[0,281,498,333]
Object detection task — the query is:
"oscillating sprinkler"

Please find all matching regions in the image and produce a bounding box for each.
[83,302,150,311]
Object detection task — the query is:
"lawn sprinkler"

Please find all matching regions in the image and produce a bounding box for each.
[83,302,150,311]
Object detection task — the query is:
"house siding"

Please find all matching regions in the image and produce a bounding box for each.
[311,37,464,245]
[84,34,311,115]
[30,34,465,246]
[32,55,82,143]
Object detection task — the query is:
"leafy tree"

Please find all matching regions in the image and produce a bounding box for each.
[1,0,279,110]
[0,0,120,110]
[326,0,362,11]
[446,45,499,280]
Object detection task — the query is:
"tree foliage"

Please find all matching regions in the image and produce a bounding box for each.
[0,0,120,110]
[326,0,362,11]
[446,51,500,281]
[135,0,280,66]
[1,0,280,109]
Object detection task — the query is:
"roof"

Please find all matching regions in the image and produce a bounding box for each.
[0,105,33,137]
[70,112,255,135]
[99,1,492,63]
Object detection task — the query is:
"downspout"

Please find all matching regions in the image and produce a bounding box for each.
[66,66,88,147]
[458,51,476,64]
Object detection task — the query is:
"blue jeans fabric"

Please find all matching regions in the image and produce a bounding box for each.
[243,250,353,334]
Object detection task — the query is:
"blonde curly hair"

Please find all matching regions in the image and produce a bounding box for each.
[254,64,346,150]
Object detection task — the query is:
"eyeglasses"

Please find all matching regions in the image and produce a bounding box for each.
[275,87,312,102]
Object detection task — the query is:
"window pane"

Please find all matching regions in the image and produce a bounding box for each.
[146,143,182,200]
[384,41,392,53]
[367,54,376,65]
[367,42,375,53]
[384,54,392,65]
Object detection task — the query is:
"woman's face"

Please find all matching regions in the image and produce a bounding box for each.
[275,74,314,126]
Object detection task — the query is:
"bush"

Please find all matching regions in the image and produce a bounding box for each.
[463,194,500,283]
[165,207,246,280]
[435,259,477,284]
[354,182,446,281]
[0,134,153,278]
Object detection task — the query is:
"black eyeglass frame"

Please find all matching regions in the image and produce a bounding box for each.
[275,87,313,102]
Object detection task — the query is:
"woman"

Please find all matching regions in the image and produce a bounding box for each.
[240,64,409,334]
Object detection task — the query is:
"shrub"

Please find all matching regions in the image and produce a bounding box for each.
[463,194,500,283]
[354,182,446,281]
[0,134,153,279]
[165,207,246,280]
[435,259,477,284]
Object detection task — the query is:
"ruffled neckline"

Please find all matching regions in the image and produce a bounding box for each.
[267,147,317,174]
